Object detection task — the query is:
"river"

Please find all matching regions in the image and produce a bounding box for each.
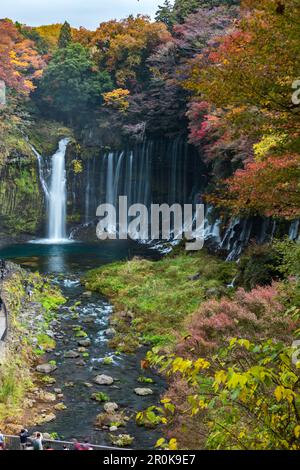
[0,239,165,449]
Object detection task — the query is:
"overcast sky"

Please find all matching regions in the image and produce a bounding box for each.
[1,0,165,29]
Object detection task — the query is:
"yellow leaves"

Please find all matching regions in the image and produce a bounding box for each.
[33,69,44,79]
[199,399,208,410]
[294,425,300,438]
[23,80,35,91]
[194,358,210,370]
[167,356,210,385]
[274,385,296,403]
[162,400,175,414]
[274,385,283,402]
[188,394,208,416]
[155,437,178,450]
[253,133,286,160]
[213,370,227,391]
[237,339,251,350]
[10,59,29,69]
[155,438,165,448]
[227,371,248,389]
[72,159,83,174]
[160,398,171,404]
[228,337,253,352]
[168,438,178,450]
[171,357,192,373]
[102,88,130,112]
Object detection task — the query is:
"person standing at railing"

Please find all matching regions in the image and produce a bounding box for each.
[19,428,29,450]
[32,432,43,450]
[0,431,5,450]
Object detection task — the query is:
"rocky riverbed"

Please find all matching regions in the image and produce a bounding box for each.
[34,274,165,449]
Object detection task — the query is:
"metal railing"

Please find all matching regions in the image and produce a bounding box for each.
[2,434,131,451]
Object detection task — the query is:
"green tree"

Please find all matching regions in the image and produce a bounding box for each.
[38,43,113,122]
[58,21,72,48]
[156,0,239,28]
[155,1,176,30]
[173,0,203,22]
[15,22,49,55]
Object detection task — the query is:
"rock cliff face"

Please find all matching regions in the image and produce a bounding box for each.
[1,119,298,252]
[0,119,205,241]
[0,149,44,241]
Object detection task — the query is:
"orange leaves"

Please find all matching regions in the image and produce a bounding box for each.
[184,0,300,219]
[216,154,300,218]
[0,19,45,96]
[91,16,171,89]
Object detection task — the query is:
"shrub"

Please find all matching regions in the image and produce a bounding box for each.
[236,243,282,290]
[179,283,287,356]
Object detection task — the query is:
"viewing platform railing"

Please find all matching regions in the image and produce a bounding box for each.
[2,434,131,451]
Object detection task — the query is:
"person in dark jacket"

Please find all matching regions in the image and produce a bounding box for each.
[19,428,29,450]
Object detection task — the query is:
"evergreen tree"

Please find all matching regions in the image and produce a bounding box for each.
[155,0,176,30]
[38,43,113,122]
[58,21,72,48]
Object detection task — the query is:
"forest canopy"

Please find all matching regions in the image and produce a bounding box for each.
[0,0,299,218]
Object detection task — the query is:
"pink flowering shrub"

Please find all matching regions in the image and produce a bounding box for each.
[177,283,289,357]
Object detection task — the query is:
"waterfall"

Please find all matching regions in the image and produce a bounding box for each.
[99,139,196,215]
[33,138,69,242]
[203,206,221,243]
[30,145,49,200]
[85,159,91,224]
[113,151,125,205]
[289,220,300,240]
[48,138,69,240]
[106,152,115,207]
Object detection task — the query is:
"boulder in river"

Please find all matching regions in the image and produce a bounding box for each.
[110,434,134,447]
[104,402,119,414]
[84,382,93,388]
[134,387,153,396]
[36,363,57,374]
[35,412,56,425]
[82,291,92,297]
[94,374,114,386]
[64,350,80,359]
[64,381,74,387]
[94,411,127,429]
[105,328,116,337]
[76,359,86,367]
[54,402,67,411]
[82,316,95,324]
[38,391,56,402]
[78,338,91,347]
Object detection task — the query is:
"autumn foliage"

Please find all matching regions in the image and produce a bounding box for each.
[216,154,300,218]
[183,0,300,217]
[0,19,45,95]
